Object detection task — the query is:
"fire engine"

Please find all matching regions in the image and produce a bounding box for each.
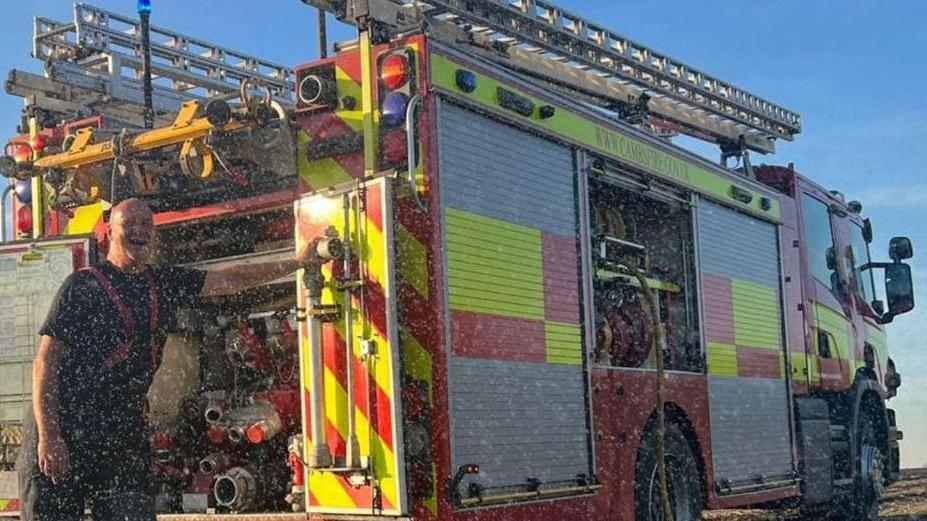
[0,1,915,520]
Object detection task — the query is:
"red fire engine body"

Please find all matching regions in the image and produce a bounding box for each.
[0,2,914,521]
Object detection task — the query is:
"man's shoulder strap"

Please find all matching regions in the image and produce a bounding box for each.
[80,266,135,334]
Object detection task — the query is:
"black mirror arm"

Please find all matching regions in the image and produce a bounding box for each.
[863,261,902,270]
[877,312,895,325]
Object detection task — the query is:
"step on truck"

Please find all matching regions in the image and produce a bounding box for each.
[0,1,914,520]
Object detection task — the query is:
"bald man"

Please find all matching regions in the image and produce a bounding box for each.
[17,198,314,521]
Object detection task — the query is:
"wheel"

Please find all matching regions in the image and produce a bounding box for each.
[845,402,886,521]
[634,422,703,521]
[802,400,887,521]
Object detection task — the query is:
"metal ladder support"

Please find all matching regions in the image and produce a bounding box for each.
[15,3,296,126]
[304,0,801,153]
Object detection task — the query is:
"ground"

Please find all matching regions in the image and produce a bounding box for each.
[703,470,927,520]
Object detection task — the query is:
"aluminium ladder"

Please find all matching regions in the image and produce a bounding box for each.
[303,0,801,155]
[8,3,295,128]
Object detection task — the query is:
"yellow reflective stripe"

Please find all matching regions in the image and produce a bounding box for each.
[732,280,780,349]
[425,463,438,515]
[789,351,808,381]
[401,332,433,403]
[396,223,429,299]
[309,472,360,509]
[335,65,364,132]
[296,131,354,187]
[354,393,399,508]
[323,365,351,441]
[445,208,544,319]
[429,53,780,220]
[814,303,852,362]
[707,341,738,377]
[865,322,889,380]
[545,322,582,365]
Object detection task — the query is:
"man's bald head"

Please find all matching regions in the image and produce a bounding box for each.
[111,198,153,221]
[107,198,155,271]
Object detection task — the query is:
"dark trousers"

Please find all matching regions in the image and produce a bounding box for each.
[16,408,154,521]
[18,448,155,521]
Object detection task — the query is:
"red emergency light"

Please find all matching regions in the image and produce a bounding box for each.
[16,205,32,235]
[380,53,410,90]
[381,129,408,165]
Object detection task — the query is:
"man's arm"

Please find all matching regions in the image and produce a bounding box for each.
[199,240,316,298]
[33,335,70,484]
[199,257,303,297]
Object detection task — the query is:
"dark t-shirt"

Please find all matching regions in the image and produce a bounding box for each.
[28,261,206,459]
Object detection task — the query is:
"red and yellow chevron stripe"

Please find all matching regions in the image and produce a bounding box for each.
[297,181,404,514]
[394,188,440,517]
[0,498,19,512]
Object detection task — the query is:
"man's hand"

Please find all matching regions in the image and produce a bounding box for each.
[38,432,70,484]
[295,239,314,267]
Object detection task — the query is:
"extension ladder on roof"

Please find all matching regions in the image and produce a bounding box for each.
[8,3,294,127]
[304,0,801,154]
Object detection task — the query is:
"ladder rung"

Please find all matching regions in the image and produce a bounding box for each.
[32,3,295,106]
[378,0,800,142]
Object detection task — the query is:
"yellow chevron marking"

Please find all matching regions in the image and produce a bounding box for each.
[402,332,433,403]
[396,222,429,299]
[317,362,399,509]
[334,65,364,133]
[296,130,354,188]
[309,471,359,508]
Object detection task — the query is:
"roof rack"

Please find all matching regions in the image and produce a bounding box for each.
[305,0,801,154]
[8,3,295,127]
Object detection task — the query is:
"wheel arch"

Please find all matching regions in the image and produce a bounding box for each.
[850,377,889,450]
[636,401,710,505]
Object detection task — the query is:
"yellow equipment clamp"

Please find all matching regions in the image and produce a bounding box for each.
[32,94,277,174]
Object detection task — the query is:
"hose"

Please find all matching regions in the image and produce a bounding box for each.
[623,263,673,521]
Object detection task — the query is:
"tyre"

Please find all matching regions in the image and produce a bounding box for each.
[841,401,886,521]
[634,422,703,521]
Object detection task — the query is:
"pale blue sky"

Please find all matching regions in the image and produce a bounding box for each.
[1,1,924,465]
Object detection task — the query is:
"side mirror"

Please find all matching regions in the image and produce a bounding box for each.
[825,246,837,271]
[889,236,913,262]
[885,263,915,318]
[862,218,873,243]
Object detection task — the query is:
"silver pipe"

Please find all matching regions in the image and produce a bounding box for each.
[343,192,360,468]
[405,94,425,212]
[306,266,332,468]
[0,184,12,243]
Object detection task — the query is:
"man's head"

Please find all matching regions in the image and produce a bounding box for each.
[107,198,155,270]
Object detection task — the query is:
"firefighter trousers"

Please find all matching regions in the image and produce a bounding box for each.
[17,445,155,521]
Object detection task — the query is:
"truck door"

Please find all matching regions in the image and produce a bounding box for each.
[842,217,887,387]
[294,178,407,516]
[698,198,795,492]
[798,191,853,390]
